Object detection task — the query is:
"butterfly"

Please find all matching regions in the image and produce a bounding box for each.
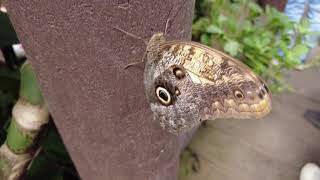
[142,33,272,134]
[114,1,272,134]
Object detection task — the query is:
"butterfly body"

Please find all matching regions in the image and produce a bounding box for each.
[144,33,272,134]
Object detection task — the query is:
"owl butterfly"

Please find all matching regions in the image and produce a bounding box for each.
[116,1,272,134]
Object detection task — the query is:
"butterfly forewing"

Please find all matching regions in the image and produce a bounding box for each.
[162,41,271,119]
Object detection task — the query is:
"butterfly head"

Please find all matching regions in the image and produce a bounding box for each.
[146,33,166,52]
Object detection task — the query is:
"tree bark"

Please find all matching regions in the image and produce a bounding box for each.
[5,0,195,179]
[259,0,287,11]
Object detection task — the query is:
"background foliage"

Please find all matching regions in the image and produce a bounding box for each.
[193,0,310,92]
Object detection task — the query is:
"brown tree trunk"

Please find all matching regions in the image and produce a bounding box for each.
[5,0,195,180]
[259,0,287,11]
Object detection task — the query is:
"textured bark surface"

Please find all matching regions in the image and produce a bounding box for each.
[5,0,195,179]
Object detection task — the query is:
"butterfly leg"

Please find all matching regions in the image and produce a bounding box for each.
[123,50,147,69]
[112,26,148,69]
[164,18,172,35]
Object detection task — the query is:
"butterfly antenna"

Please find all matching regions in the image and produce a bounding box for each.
[113,26,148,45]
[164,0,189,35]
[112,26,148,69]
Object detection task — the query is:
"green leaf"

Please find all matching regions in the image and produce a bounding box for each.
[224,40,240,56]
[26,123,80,180]
[217,15,228,26]
[41,123,74,165]
[292,44,309,59]
[192,17,210,35]
[248,2,263,15]
[200,34,211,45]
[26,154,64,180]
[20,63,45,105]
[242,20,253,32]
[298,18,310,34]
[206,24,223,34]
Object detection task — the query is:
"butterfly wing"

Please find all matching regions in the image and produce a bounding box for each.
[160,41,272,121]
[144,36,206,133]
[144,35,271,133]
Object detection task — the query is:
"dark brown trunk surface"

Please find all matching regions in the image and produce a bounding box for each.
[259,0,287,11]
[5,1,195,179]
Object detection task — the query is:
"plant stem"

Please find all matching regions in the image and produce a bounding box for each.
[0,62,49,180]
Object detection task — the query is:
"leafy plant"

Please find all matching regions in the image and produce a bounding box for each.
[0,64,19,144]
[25,121,80,180]
[193,0,310,93]
[0,62,79,180]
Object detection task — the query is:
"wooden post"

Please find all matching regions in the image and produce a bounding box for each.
[5,0,195,179]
